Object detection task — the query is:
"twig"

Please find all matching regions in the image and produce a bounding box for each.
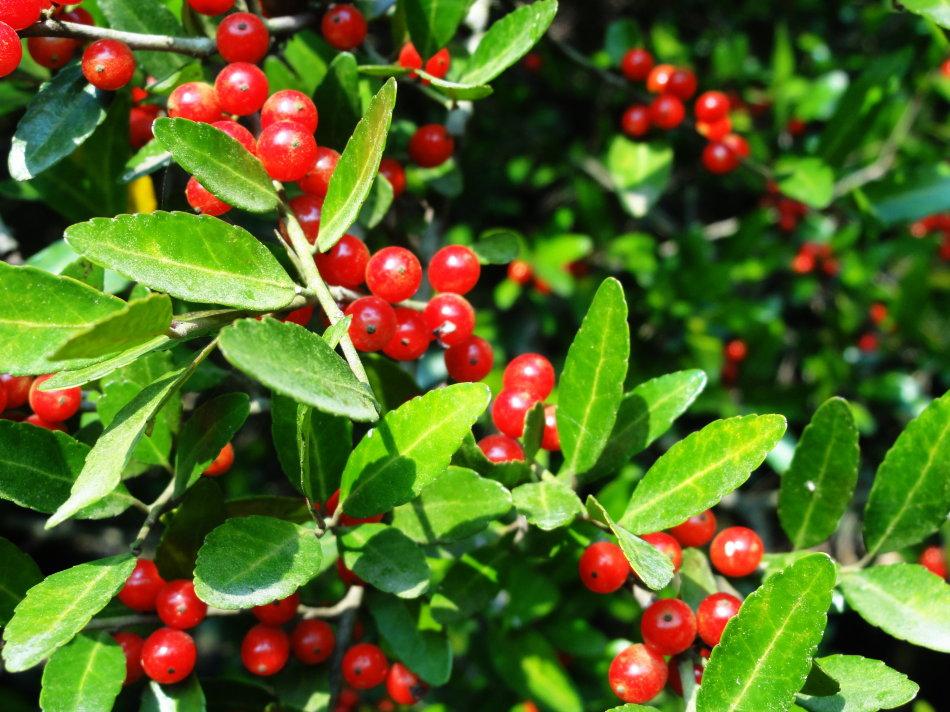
[550,37,627,87]
[130,479,176,555]
[166,294,312,339]
[300,587,365,620]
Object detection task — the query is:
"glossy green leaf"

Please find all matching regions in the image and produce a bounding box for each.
[587,496,674,590]
[1,554,136,672]
[194,515,324,609]
[521,402,545,462]
[312,52,361,151]
[461,0,559,85]
[512,480,584,531]
[416,71,494,100]
[174,393,250,496]
[39,633,125,712]
[154,118,278,214]
[52,293,172,361]
[474,228,521,264]
[9,65,106,182]
[391,466,512,543]
[606,138,673,217]
[779,397,859,549]
[156,479,226,581]
[369,593,452,684]
[490,630,582,712]
[40,337,171,390]
[776,157,835,209]
[340,383,490,517]
[797,654,919,712]
[620,414,787,533]
[140,677,207,712]
[122,139,171,184]
[340,524,430,598]
[318,78,397,252]
[0,538,42,626]
[557,278,630,478]
[697,553,836,712]
[219,318,377,422]
[864,163,950,226]
[430,552,502,625]
[358,174,394,229]
[404,0,470,58]
[98,0,188,78]
[899,0,950,28]
[863,391,950,556]
[839,564,950,653]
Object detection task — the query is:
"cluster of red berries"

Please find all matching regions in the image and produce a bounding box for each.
[762,181,809,232]
[397,42,451,82]
[578,510,763,703]
[854,302,890,355]
[0,1,97,77]
[790,242,839,277]
[0,373,81,432]
[910,212,950,261]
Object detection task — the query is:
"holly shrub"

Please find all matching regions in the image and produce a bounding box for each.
[0,0,948,711]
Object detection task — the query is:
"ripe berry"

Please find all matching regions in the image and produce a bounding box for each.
[29,376,81,423]
[299,147,339,197]
[130,105,160,148]
[202,442,234,476]
[507,259,533,284]
[0,0,41,31]
[721,132,749,158]
[724,339,747,362]
[316,234,370,288]
[869,302,888,325]
[292,619,335,664]
[424,48,451,80]
[696,592,742,646]
[541,404,560,451]
[0,385,7,414]
[709,526,763,577]
[321,4,367,51]
[1,374,32,409]
[257,121,318,182]
[649,94,685,130]
[253,592,300,625]
[503,354,555,400]
[641,598,697,655]
[365,246,422,303]
[379,158,406,198]
[214,62,269,116]
[186,176,231,216]
[668,509,716,548]
[81,39,135,91]
[187,0,234,15]
[241,624,290,676]
[492,389,538,438]
[477,434,524,463]
[140,628,196,684]
[119,559,166,612]
[386,662,427,705]
[28,36,78,70]
[646,63,675,93]
[113,632,144,686]
[25,414,66,432]
[341,643,389,690]
[168,82,221,123]
[286,194,323,242]
[283,305,314,327]
[694,91,730,123]
[262,89,318,133]
[621,104,651,138]
[397,42,423,74]
[697,116,732,141]
[212,120,257,154]
[919,546,948,579]
[702,141,739,174]
[0,21,22,78]
[608,644,667,703]
[217,12,269,64]
[423,293,475,347]
[156,580,208,630]
[345,297,397,352]
[642,532,683,572]
[56,8,95,27]
[444,335,494,382]
[620,48,653,82]
[578,541,629,594]
[383,307,431,361]
[666,68,697,100]
[428,245,480,295]
[408,124,454,168]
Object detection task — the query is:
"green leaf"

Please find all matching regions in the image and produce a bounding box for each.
[490,630,582,712]
[797,654,919,712]
[1,554,136,672]
[156,479,226,580]
[154,118,278,214]
[557,278,630,478]
[0,538,42,626]
[697,553,836,712]
[193,516,324,609]
[140,677,207,712]
[605,138,673,218]
[122,139,171,184]
[896,0,950,30]
[339,383,490,517]
[864,164,950,226]
[40,337,172,390]
[512,480,583,531]
[863,391,950,557]
[605,706,660,712]
[839,564,950,653]
[521,402,545,462]
[52,293,172,361]
[474,228,521,264]
[8,65,106,181]
[174,393,250,497]
[679,547,718,609]
[65,212,298,311]
[620,414,787,534]
[430,552,501,625]
[98,0,188,78]
[369,593,452,684]
[461,0,558,85]
[340,524,430,598]
[47,368,188,528]
[403,0,470,58]
[219,318,377,422]
[391,466,512,543]
[317,78,397,252]
[39,633,125,712]
[312,52,361,151]
[275,667,329,712]
[415,71,494,100]
[586,496,674,590]
[358,174,394,229]
[779,397,859,549]
[775,157,835,209]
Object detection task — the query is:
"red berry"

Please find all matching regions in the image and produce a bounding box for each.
[241,624,290,677]
[292,619,335,664]
[0,385,7,414]
[383,307,431,361]
[620,48,653,82]
[211,120,257,154]
[379,158,406,198]
[694,91,730,123]
[337,558,364,586]
[186,176,231,216]
[0,21,22,78]
[578,541,629,594]
[56,8,94,26]
[113,631,144,686]
[168,82,221,123]
[28,36,78,70]
[696,592,742,646]
[869,302,888,325]
[397,42,422,74]
[341,643,388,690]
[81,39,135,91]
[424,48,451,79]
[119,559,166,612]
[709,526,763,577]
[428,245,480,295]
[365,246,422,303]
[507,259,532,284]
[919,546,948,579]
[25,414,66,432]
[492,389,538,438]
[667,509,717,548]
[649,94,685,130]
[252,592,300,625]
[156,580,208,630]
[141,628,196,685]
[666,68,697,100]
[262,89,318,133]
[386,662,427,705]
[0,0,41,31]
[646,63,675,93]
[502,353,555,400]
[282,305,314,327]
[608,644,667,703]
[724,339,747,362]
[541,404,560,451]
[408,124,454,168]
[299,146,339,197]
[721,133,749,158]
[423,293,475,347]
[477,434,524,463]
[284,194,323,243]
[257,121,318,182]
[316,234,370,288]
[321,4,367,51]
[641,532,683,572]
[1,374,33,409]
[187,0,234,15]
[444,335,494,382]
[130,105,159,149]
[217,12,269,64]
[202,442,234,477]
[29,376,81,423]
[345,297,397,352]
[641,598,697,655]
[621,104,651,138]
[214,62,269,116]
[696,116,732,141]
[702,141,739,174]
